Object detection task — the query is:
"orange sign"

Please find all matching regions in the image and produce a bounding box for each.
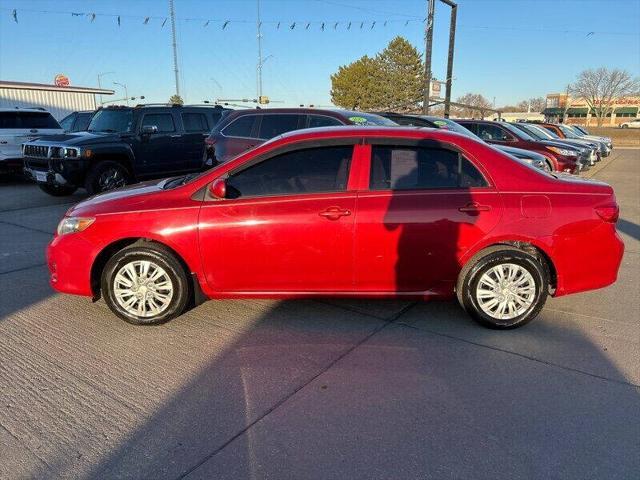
[54,74,70,87]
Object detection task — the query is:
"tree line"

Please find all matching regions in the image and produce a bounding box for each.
[330,36,639,124]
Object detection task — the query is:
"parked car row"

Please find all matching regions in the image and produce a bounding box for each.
[4,104,616,198]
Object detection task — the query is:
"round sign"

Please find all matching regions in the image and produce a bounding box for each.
[54,74,70,87]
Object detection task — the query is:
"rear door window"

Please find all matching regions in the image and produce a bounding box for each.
[182,112,209,132]
[476,124,512,142]
[257,114,304,139]
[222,115,257,138]
[369,146,487,190]
[142,113,175,133]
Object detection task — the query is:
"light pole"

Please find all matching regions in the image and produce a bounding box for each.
[113,82,129,106]
[97,71,114,105]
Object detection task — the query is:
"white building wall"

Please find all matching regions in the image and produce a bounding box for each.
[0,88,97,120]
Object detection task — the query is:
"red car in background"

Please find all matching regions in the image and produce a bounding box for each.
[203,108,396,166]
[48,127,623,329]
[456,119,587,173]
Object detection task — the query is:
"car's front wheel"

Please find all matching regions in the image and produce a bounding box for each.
[85,161,131,194]
[457,246,548,329]
[101,243,190,325]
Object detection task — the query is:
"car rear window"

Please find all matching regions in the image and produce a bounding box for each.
[370,146,487,190]
[75,112,92,131]
[0,111,60,129]
[222,115,257,138]
[257,114,304,139]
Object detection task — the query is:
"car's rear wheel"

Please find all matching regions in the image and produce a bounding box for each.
[101,243,190,325]
[38,184,78,196]
[621,124,628,129]
[457,246,548,329]
[85,161,131,194]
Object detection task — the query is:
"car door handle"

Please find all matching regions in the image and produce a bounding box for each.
[319,206,351,220]
[458,202,491,214]
[170,134,181,138]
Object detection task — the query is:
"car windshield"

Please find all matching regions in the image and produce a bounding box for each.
[88,109,134,133]
[345,112,398,126]
[501,122,536,141]
[428,117,481,140]
[558,124,580,138]
[523,123,555,140]
[566,125,585,136]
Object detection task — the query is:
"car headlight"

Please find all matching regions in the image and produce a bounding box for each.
[548,146,577,157]
[57,217,95,236]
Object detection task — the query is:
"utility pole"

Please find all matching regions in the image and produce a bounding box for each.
[169,0,180,98]
[422,0,435,114]
[256,0,263,99]
[97,71,114,106]
[441,0,457,118]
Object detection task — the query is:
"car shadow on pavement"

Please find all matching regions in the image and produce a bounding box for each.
[617,218,640,241]
[49,298,638,480]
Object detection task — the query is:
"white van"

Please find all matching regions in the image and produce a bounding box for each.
[0,108,63,174]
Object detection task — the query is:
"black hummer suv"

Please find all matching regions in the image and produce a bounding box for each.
[23,104,229,196]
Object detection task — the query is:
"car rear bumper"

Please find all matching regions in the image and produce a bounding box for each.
[554,223,624,296]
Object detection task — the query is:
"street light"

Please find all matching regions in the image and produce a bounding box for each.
[113,82,129,106]
[97,71,115,105]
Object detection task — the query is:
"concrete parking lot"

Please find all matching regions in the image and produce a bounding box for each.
[1,150,639,480]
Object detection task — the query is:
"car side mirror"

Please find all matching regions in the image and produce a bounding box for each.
[209,178,227,199]
[142,125,158,135]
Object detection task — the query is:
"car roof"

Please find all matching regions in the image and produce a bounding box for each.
[270,125,474,143]
[0,107,51,113]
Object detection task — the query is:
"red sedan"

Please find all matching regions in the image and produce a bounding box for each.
[48,127,624,329]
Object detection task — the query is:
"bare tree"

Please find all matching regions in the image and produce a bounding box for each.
[455,93,493,119]
[570,68,639,127]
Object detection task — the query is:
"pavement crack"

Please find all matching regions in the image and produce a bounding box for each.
[177,302,417,479]
[0,262,46,276]
[396,322,640,389]
[0,219,53,236]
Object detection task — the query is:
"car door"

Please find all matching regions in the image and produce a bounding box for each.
[198,143,357,293]
[476,123,517,146]
[218,114,260,161]
[180,111,211,170]
[136,111,186,175]
[354,143,503,295]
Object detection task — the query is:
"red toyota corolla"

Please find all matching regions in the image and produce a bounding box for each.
[47,127,624,329]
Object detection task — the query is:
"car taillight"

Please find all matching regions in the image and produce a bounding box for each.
[595,204,619,223]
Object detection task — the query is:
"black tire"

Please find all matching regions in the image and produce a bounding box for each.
[101,242,190,325]
[38,184,78,196]
[621,125,628,129]
[85,161,131,195]
[456,246,548,329]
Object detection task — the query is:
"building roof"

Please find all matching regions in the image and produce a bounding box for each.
[0,80,114,95]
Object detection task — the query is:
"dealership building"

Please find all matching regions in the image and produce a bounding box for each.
[543,93,639,126]
[0,80,114,120]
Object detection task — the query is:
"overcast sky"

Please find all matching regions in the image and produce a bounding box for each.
[1,0,638,107]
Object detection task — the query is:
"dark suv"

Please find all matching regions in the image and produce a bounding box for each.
[204,108,396,165]
[23,104,229,196]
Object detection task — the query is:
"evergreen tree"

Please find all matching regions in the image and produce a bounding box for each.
[169,94,184,105]
[330,36,424,111]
